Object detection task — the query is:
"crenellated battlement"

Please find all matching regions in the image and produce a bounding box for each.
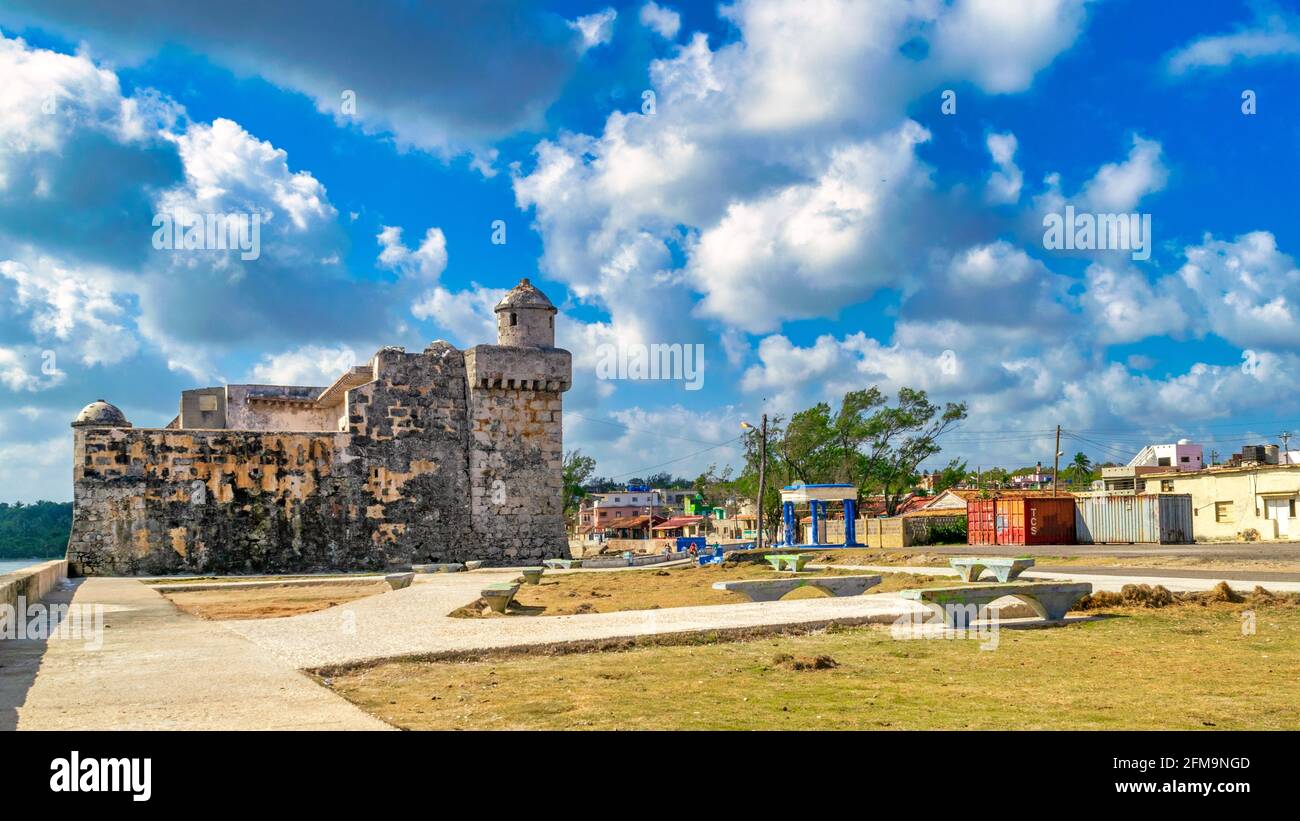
[67,279,573,575]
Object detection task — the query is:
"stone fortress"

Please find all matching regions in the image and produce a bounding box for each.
[66,279,572,575]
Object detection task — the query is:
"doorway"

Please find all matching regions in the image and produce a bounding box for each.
[1265,497,1295,538]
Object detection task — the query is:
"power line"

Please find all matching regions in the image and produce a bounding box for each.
[567,412,736,447]
[604,434,747,481]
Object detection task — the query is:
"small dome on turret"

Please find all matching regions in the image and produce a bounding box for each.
[494,278,557,347]
[494,278,556,313]
[72,400,131,428]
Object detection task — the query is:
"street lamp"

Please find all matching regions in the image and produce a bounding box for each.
[740,415,768,552]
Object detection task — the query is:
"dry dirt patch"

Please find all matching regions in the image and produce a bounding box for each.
[163,581,389,620]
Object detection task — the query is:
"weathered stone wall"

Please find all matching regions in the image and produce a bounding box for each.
[225,385,332,431]
[68,338,572,574]
[465,344,571,563]
[68,427,363,575]
[345,343,478,565]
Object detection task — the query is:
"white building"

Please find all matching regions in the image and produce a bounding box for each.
[582,487,696,511]
[1129,440,1204,471]
[1100,440,1204,491]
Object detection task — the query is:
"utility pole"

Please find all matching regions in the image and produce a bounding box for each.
[1281,431,1292,454]
[1211,449,1219,466]
[1052,425,1062,497]
[757,413,768,552]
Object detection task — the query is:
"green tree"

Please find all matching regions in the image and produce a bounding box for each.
[736,415,787,545]
[858,388,968,514]
[980,467,1010,489]
[562,450,597,524]
[931,458,968,493]
[0,501,73,559]
[734,386,968,527]
[1069,451,1095,487]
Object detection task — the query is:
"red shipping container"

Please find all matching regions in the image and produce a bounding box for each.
[994,496,1076,545]
[966,499,997,545]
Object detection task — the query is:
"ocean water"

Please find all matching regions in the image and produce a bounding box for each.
[0,559,44,575]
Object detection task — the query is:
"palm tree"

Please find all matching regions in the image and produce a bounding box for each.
[1070,451,1093,486]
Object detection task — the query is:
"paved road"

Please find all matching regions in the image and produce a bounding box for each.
[1034,565,1300,582]
[827,564,1300,593]
[915,542,1300,561]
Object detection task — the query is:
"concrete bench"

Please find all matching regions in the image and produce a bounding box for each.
[481,583,520,613]
[412,562,465,573]
[385,572,415,591]
[543,559,582,569]
[765,553,811,572]
[949,556,1035,583]
[517,566,545,585]
[712,574,882,602]
[900,581,1092,628]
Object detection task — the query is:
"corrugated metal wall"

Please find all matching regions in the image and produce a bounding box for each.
[965,497,1076,545]
[1074,493,1193,544]
[968,499,997,545]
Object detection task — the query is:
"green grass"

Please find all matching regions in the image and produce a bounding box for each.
[323,601,1300,730]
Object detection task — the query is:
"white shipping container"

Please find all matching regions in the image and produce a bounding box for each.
[1074,492,1193,544]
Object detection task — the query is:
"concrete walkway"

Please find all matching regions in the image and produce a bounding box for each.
[0,577,389,730]
[223,569,930,669]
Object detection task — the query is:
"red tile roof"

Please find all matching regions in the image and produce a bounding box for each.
[651,515,705,531]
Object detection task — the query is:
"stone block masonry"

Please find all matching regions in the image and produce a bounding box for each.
[67,279,572,575]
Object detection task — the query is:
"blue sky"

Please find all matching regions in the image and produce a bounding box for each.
[3,0,1300,501]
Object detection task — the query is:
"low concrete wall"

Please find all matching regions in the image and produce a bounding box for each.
[1,559,69,611]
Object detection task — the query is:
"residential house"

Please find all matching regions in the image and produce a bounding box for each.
[1101,441,1204,491]
[575,486,700,541]
[1143,463,1300,541]
[651,515,707,539]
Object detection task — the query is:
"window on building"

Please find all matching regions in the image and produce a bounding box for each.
[1214,502,1233,523]
[1292,499,1297,518]
[510,312,518,326]
[1180,456,1190,462]
[1157,457,1171,466]
[1161,480,1174,492]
